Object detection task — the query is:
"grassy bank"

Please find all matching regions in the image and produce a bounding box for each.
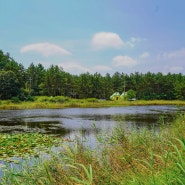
[1,113,185,184]
[0,96,185,110]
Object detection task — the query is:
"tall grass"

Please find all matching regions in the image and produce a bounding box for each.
[1,114,185,184]
[0,96,185,110]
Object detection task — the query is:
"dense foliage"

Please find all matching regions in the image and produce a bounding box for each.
[1,50,185,100]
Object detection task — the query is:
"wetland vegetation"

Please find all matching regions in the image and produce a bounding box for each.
[0,113,185,184]
[0,133,62,162]
[1,50,185,184]
[0,96,185,110]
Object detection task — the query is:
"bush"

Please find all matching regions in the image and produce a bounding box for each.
[48,96,70,103]
[126,89,136,100]
[86,98,99,103]
[11,97,21,103]
[26,95,35,102]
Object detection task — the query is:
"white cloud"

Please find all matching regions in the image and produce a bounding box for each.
[112,55,137,67]
[91,33,145,50]
[20,42,71,57]
[169,66,184,73]
[159,48,185,59]
[92,65,112,72]
[59,62,91,74]
[139,52,150,59]
[59,62,113,75]
[125,37,144,48]
[91,32,124,50]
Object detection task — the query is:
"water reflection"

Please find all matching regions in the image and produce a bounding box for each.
[0,105,184,179]
[0,106,184,138]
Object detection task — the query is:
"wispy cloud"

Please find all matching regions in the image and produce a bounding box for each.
[92,65,112,72]
[169,66,184,73]
[159,65,184,75]
[158,48,185,59]
[125,37,144,48]
[91,32,124,50]
[112,55,137,67]
[20,42,71,57]
[59,62,113,75]
[59,61,91,74]
[139,52,150,59]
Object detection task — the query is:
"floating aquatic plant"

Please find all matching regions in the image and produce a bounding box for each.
[0,133,63,162]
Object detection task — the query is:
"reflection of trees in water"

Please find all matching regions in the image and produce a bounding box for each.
[77,127,101,137]
[0,108,179,137]
[0,119,70,136]
[75,114,113,121]
[112,114,157,123]
[111,113,175,131]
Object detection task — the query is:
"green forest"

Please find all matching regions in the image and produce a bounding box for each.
[0,50,185,101]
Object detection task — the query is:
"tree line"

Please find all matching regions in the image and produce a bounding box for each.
[0,50,185,100]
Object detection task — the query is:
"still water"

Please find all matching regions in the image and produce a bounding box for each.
[0,105,184,143]
[0,105,184,178]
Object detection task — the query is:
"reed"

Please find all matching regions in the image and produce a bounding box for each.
[1,114,185,184]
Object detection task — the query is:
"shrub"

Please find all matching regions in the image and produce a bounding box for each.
[11,96,21,103]
[48,96,70,103]
[86,98,99,103]
[26,95,35,102]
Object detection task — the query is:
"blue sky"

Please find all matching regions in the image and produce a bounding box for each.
[1,0,185,75]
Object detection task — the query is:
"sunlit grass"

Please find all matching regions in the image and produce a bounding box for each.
[0,96,185,110]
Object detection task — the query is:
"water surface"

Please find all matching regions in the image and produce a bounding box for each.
[0,105,184,141]
[0,105,184,178]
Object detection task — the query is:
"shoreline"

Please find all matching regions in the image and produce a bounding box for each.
[0,98,185,110]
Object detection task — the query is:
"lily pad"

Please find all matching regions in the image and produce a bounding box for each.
[0,133,62,161]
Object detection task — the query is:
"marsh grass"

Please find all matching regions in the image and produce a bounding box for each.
[0,96,185,110]
[1,114,185,184]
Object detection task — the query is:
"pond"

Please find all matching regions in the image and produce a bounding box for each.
[0,105,184,178]
[0,105,184,146]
